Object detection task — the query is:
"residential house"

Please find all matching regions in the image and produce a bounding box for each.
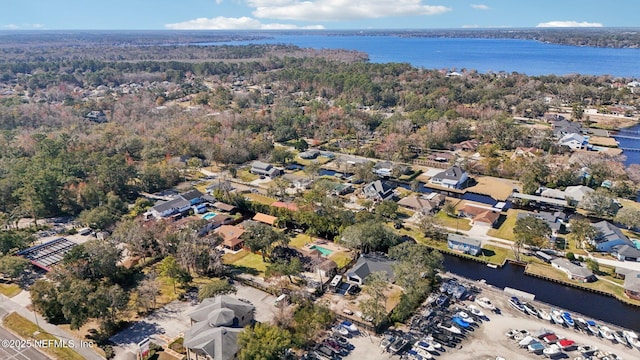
[426,152,455,163]
[346,254,396,285]
[591,220,633,252]
[511,147,541,160]
[623,271,640,300]
[298,149,320,159]
[551,119,583,137]
[397,193,445,215]
[540,188,567,200]
[612,244,640,262]
[148,190,204,219]
[206,181,234,194]
[216,225,246,251]
[457,204,500,227]
[559,133,587,151]
[250,161,282,178]
[429,166,469,190]
[550,258,596,283]
[452,139,479,152]
[184,295,255,360]
[213,202,237,213]
[362,180,395,201]
[564,185,594,204]
[516,211,565,240]
[374,161,394,177]
[252,213,277,226]
[447,234,482,256]
[85,110,108,123]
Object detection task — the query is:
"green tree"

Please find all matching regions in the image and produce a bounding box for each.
[614,207,640,229]
[238,323,292,360]
[340,221,399,253]
[567,218,600,249]
[375,200,398,220]
[419,214,445,241]
[158,256,189,293]
[586,258,600,274]
[442,201,456,216]
[360,271,389,328]
[513,216,551,261]
[30,279,65,323]
[579,189,618,217]
[0,255,29,281]
[290,302,334,347]
[242,222,287,262]
[198,279,236,302]
[572,102,585,121]
[266,257,303,283]
[271,147,294,167]
[0,231,33,255]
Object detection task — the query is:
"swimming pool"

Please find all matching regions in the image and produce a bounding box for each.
[633,239,640,250]
[202,212,217,220]
[309,245,334,256]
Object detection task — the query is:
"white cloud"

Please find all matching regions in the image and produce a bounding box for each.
[2,24,19,29]
[165,16,324,30]
[536,21,603,28]
[462,24,512,28]
[2,23,45,29]
[248,0,451,21]
[470,4,489,10]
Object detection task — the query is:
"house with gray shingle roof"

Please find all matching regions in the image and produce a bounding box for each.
[623,271,640,300]
[429,166,469,189]
[590,220,633,252]
[346,254,396,285]
[551,258,596,283]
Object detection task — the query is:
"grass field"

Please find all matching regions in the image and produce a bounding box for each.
[244,193,277,205]
[2,313,86,360]
[223,250,267,274]
[294,156,332,166]
[434,211,472,231]
[487,208,520,241]
[466,176,519,201]
[0,282,22,297]
[236,169,259,182]
[329,252,353,269]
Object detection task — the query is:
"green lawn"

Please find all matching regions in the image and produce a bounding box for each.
[0,282,22,297]
[295,156,332,166]
[487,209,520,241]
[479,245,512,265]
[223,250,267,274]
[329,252,353,269]
[289,234,311,249]
[236,169,259,182]
[245,193,277,205]
[2,313,86,360]
[434,211,472,231]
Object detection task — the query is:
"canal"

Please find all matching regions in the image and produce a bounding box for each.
[443,254,640,332]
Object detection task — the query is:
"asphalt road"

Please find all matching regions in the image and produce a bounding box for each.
[0,326,51,360]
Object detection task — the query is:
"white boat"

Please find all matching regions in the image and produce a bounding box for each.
[537,308,552,321]
[518,335,535,348]
[509,296,527,314]
[333,325,349,336]
[613,330,627,345]
[406,349,424,360]
[523,303,538,316]
[456,311,475,324]
[551,310,565,325]
[412,346,434,359]
[475,297,495,310]
[421,337,442,350]
[340,320,358,333]
[415,340,436,352]
[623,330,640,349]
[586,320,599,336]
[598,325,615,341]
[543,344,562,357]
[467,304,486,318]
[577,344,597,356]
[438,322,462,335]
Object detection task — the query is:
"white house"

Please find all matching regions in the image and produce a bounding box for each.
[429,166,469,189]
[559,133,587,150]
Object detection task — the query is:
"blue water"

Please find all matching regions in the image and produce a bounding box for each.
[309,245,333,256]
[201,34,640,78]
[613,123,640,166]
[202,212,217,220]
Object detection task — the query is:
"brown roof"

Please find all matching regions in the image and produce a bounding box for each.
[217,225,245,247]
[252,213,277,226]
[397,196,436,212]
[459,204,500,224]
[213,202,236,212]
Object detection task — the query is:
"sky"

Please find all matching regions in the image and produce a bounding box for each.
[1,0,639,31]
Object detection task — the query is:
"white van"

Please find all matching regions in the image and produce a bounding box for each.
[274,294,289,306]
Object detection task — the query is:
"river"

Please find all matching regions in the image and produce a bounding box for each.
[442,254,640,332]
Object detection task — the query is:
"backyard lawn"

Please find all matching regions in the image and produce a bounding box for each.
[236,169,259,182]
[329,251,353,269]
[465,176,519,201]
[487,209,521,241]
[435,210,472,231]
[245,193,277,205]
[223,250,267,274]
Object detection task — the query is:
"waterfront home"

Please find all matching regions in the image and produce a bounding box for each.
[397,193,445,215]
[216,225,246,251]
[516,211,564,239]
[346,254,396,285]
[447,233,482,256]
[429,166,469,190]
[559,133,587,150]
[612,244,640,262]
[184,295,255,360]
[212,202,237,213]
[590,220,632,253]
[623,271,640,300]
[550,258,596,283]
[551,119,583,137]
[250,161,282,178]
[457,204,500,227]
[373,161,394,177]
[362,180,395,201]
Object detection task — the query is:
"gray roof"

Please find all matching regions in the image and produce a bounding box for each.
[447,233,482,248]
[251,161,272,171]
[516,212,562,231]
[347,254,396,283]
[188,295,254,324]
[152,197,190,213]
[593,221,629,244]
[613,244,640,258]
[181,189,204,201]
[184,326,243,360]
[623,271,640,293]
[431,166,466,182]
[552,119,583,136]
[364,180,395,198]
[551,258,594,278]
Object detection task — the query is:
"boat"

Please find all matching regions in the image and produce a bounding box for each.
[598,325,615,341]
[558,338,575,350]
[420,337,442,351]
[415,340,436,352]
[562,312,575,327]
[623,330,640,349]
[509,296,527,314]
[518,335,535,348]
[451,316,471,329]
[452,284,467,299]
[527,341,545,354]
[435,294,449,307]
[543,344,562,357]
[533,328,554,339]
[537,308,552,322]
[340,320,358,333]
[438,322,462,335]
[412,347,433,359]
[613,330,627,345]
[467,304,486,318]
[586,320,599,336]
[523,303,538,316]
[332,325,349,336]
[475,297,495,310]
[550,310,565,325]
[390,337,409,354]
[406,349,425,360]
[380,334,395,350]
[486,263,498,268]
[455,311,475,324]
[577,345,597,356]
[543,334,559,344]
